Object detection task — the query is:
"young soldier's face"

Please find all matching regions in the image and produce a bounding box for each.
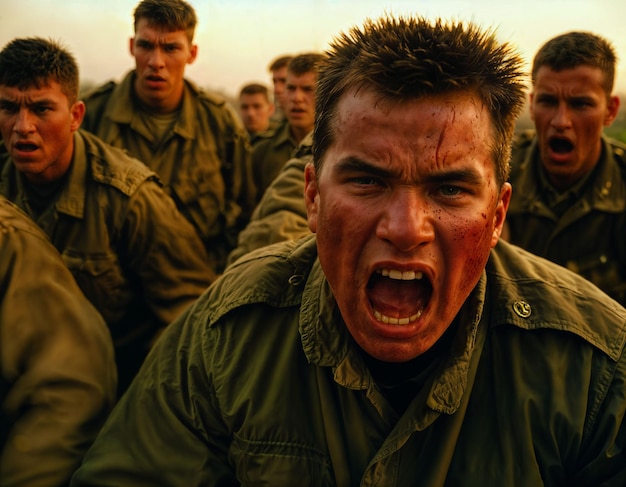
[0,81,84,184]
[530,64,620,190]
[305,88,509,363]
[130,18,197,113]
[284,71,316,134]
[239,92,274,134]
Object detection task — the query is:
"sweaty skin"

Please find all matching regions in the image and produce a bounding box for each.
[305,88,509,363]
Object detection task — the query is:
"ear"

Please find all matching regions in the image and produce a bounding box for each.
[491,182,511,247]
[129,37,135,56]
[188,44,198,65]
[604,95,620,126]
[70,101,86,132]
[528,91,536,122]
[304,162,319,233]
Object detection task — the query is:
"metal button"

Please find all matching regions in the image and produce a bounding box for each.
[513,300,532,318]
[288,274,304,286]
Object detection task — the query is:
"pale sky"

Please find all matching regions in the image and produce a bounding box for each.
[2,0,626,99]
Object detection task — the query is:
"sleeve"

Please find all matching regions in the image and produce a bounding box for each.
[226,155,311,266]
[571,347,626,486]
[70,301,236,487]
[221,102,257,234]
[0,213,117,486]
[122,180,217,327]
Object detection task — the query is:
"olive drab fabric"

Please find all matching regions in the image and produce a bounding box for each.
[82,72,256,274]
[72,237,626,487]
[0,197,116,486]
[0,130,215,394]
[227,132,312,266]
[251,119,298,202]
[506,131,626,305]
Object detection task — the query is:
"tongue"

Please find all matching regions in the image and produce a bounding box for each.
[368,278,426,317]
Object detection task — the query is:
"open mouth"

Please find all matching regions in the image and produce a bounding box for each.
[14,141,38,152]
[367,268,432,325]
[549,137,574,154]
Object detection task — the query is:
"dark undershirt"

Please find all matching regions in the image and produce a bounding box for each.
[361,319,460,415]
[22,173,68,219]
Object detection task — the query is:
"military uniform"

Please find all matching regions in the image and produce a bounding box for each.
[72,237,626,486]
[248,118,280,147]
[82,71,255,274]
[0,130,215,395]
[227,133,312,266]
[251,119,298,201]
[0,196,116,486]
[506,130,626,305]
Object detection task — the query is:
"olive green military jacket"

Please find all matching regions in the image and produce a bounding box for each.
[251,119,298,202]
[81,71,255,274]
[72,237,626,486]
[0,130,215,393]
[227,133,312,266]
[0,197,116,487]
[505,132,626,305]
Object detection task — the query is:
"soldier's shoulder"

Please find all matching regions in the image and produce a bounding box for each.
[81,80,117,102]
[608,136,626,159]
[512,129,536,150]
[80,131,156,195]
[188,81,228,108]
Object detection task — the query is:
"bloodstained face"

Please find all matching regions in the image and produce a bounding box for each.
[305,87,510,362]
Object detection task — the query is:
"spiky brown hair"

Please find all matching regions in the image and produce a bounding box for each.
[313,15,527,186]
[0,37,80,105]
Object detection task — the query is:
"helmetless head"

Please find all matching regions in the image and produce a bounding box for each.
[529,31,620,190]
[0,37,85,184]
[304,16,526,362]
[130,0,198,113]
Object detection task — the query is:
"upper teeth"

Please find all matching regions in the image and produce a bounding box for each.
[380,269,424,280]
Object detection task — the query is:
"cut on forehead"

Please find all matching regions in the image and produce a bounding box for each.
[312,15,526,187]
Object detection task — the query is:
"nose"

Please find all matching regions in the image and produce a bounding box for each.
[550,102,572,130]
[13,108,35,135]
[291,88,304,102]
[147,48,165,69]
[376,188,434,252]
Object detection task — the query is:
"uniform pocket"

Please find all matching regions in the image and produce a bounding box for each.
[230,433,333,487]
[62,250,129,325]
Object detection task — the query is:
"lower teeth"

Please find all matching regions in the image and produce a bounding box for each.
[373,309,422,325]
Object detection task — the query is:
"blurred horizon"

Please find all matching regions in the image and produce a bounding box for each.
[2,0,626,100]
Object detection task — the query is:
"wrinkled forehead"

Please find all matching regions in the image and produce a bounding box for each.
[317,86,497,173]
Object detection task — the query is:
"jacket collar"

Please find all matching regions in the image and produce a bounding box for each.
[55,131,86,219]
[104,70,198,140]
[299,240,489,415]
[510,136,626,214]
[0,132,86,219]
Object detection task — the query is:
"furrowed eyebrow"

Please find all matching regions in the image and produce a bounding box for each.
[334,157,484,185]
[334,157,392,178]
[425,168,484,185]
